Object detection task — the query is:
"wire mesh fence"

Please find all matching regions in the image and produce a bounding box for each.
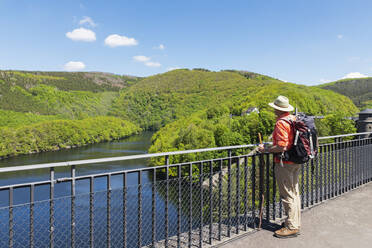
[0,135,371,247]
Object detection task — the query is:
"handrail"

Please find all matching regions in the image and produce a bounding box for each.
[0,131,371,174]
[318,131,372,140]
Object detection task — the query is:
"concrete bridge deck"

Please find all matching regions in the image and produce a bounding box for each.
[218,182,372,248]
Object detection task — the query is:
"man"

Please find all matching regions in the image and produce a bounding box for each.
[258,95,301,238]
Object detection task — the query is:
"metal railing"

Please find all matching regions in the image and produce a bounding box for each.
[0,132,371,248]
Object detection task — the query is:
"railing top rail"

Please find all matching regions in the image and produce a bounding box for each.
[0,131,371,174]
[318,131,372,140]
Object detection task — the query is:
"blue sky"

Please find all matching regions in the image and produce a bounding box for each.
[1,0,372,85]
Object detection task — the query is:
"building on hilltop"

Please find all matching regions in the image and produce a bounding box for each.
[241,107,259,116]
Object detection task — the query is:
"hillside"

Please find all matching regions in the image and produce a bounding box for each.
[110,69,358,130]
[318,77,372,109]
[0,70,141,159]
[0,70,140,92]
[0,70,140,118]
[102,69,358,166]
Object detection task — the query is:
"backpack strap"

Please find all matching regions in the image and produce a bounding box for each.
[276,115,296,166]
[278,115,298,145]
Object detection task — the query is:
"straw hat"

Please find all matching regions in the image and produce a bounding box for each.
[268,96,294,112]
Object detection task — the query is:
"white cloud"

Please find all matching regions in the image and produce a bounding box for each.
[342,72,368,79]
[319,79,332,83]
[133,55,161,67]
[104,34,138,47]
[154,44,165,50]
[79,16,96,27]
[337,34,343,39]
[167,67,180,71]
[145,61,161,67]
[64,61,86,71]
[66,28,96,42]
[133,55,151,62]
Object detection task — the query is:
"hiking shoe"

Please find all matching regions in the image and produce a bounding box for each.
[274,227,300,239]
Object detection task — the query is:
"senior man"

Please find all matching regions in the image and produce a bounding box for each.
[258,95,301,238]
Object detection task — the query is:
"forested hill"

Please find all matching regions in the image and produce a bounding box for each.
[0,70,139,118]
[0,70,140,92]
[318,77,372,109]
[0,70,141,159]
[110,69,358,130]
[136,69,359,165]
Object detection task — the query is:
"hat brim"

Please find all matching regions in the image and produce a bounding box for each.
[268,102,294,112]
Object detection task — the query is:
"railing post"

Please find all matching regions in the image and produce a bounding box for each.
[123,173,127,248]
[209,161,213,244]
[315,149,319,203]
[165,164,169,247]
[252,156,257,227]
[50,167,55,248]
[177,165,182,247]
[137,172,142,248]
[152,169,156,248]
[178,164,182,247]
[188,163,193,248]
[244,156,249,228]
[107,174,111,248]
[90,176,94,248]
[9,187,13,248]
[265,154,270,221]
[236,157,241,234]
[227,150,232,237]
[71,165,76,248]
[311,159,314,206]
[199,162,204,248]
[218,160,222,241]
[301,163,304,209]
[327,144,331,199]
[258,154,264,225]
[320,145,324,202]
[306,161,309,207]
[272,155,276,220]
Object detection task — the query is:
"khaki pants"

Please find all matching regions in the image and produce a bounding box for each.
[275,163,301,230]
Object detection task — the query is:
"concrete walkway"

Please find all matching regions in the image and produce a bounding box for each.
[219,182,372,248]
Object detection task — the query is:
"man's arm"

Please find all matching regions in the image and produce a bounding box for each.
[258,144,285,153]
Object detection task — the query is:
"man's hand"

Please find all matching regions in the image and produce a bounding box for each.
[258,144,266,153]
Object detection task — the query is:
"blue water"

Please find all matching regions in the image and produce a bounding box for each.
[0,131,194,247]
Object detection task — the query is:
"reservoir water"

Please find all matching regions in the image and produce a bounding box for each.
[0,131,192,247]
[0,131,155,189]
